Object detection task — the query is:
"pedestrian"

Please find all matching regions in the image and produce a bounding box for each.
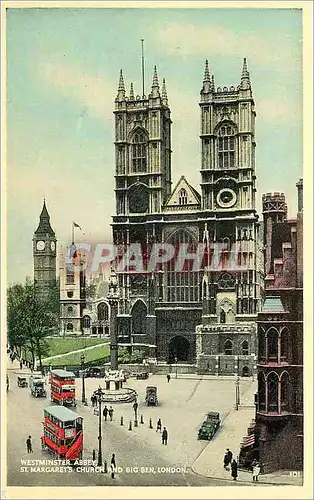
[90,395,94,407]
[156,418,162,432]
[6,375,9,392]
[252,460,261,482]
[223,448,233,470]
[162,427,168,445]
[133,401,138,418]
[109,406,114,421]
[231,459,238,481]
[20,360,23,370]
[103,405,108,421]
[26,436,33,453]
[167,374,171,383]
[110,453,116,479]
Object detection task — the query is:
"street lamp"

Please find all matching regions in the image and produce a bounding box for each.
[235,376,240,411]
[80,353,86,405]
[108,268,119,371]
[94,386,105,466]
[175,357,178,379]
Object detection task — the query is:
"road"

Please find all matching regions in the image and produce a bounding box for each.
[6,363,252,487]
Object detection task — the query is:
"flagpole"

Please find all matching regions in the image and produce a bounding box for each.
[72,222,74,245]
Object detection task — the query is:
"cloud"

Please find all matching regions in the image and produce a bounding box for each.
[39,60,116,119]
[156,23,300,68]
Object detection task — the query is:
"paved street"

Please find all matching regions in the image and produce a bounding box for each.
[6,359,256,487]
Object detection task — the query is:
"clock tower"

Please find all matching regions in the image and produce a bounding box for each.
[33,200,57,299]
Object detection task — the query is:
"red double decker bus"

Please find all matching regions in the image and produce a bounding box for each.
[41,406,83,460]
[50,369,76,407]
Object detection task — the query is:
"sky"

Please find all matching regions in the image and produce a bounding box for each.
[5,5,303,284]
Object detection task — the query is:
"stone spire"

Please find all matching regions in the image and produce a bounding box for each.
[161,78,168,105]
[201,59,212,95]
[150,65,160,98]
[116,69,126,100]
[35,199,55,236]
[240,58,251,90]
[129,82,134,100]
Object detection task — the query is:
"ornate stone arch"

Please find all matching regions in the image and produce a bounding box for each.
[131,299,147,335]
[265,327,279,361]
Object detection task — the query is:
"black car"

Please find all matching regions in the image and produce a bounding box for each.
[136,372,149,380]
[84,367,104,378]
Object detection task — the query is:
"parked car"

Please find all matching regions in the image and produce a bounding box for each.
[145,386,158,406]
[198,411,220,440]
[136,372,149,380]
[17,376,28,388]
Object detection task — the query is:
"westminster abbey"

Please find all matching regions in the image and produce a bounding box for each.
[111,59,263,374]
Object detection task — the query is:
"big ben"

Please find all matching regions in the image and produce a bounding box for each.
[33,199,57,299]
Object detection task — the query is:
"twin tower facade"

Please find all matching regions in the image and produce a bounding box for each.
[112,59,262,374]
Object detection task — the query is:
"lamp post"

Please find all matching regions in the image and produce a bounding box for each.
[235,376,240,411]
[108,269,119,371]
[94,386,105,466]
[80,353,86,405]
[175,357,178,379]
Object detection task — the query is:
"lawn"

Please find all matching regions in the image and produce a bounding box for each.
[45,344,110,367]
[20,337,108,363]
[45,337,107,357]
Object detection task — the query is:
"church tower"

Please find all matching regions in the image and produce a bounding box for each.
[33,200,57,299]
[196,59,262,376]
[114,66,172,217]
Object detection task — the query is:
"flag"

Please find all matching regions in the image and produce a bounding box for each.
[73,222,82,230]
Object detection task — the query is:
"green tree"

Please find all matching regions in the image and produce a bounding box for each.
[7,278,58,372]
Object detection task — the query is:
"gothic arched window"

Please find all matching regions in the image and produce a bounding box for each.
[242,340,249,355]
[258,372,266,412]
[97,302,109,321]
[258,330,266,362]
[131,301,147,335]
[179,188,187,206]
[280,328,289,362]
[217,124,236,169]
[224,340,233,355]
[83,315,91,328]
[67,306,73,314]
[131,131,147,173]
[281,372,291,412]
[267,372,279,412]
[267,328,279,362]
[166,230,199,302]
[66,323,73,332]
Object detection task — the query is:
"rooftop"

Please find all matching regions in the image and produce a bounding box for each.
[44,405,82,422]
[262,297,285,313]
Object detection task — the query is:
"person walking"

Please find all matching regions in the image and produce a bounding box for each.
[252,459,261,482]
[26,436,33,453]
[103,405,108,421]
[109,406,114,421]
[133,401,138,419]
[167,374,171,383]
[6,375,9,392]
[110,453,116,479]
[19,360,23,370]
[231,459,238,481]
[156,418,162,432]
[162,427,168,445]
[223,448,233,470]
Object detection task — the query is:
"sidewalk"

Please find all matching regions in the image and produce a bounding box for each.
[192,381,303,486]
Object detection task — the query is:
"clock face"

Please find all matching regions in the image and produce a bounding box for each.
[51,241,56,251]
[217,188,237,208]
[36,240,45,251]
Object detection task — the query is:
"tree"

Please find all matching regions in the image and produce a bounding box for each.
[7,278,58,372]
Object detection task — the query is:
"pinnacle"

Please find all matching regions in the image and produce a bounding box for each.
[203,59,210,82]
[130,82,134,100]
[240,57,251,90]
[152,65,159,88]
[162,78,168,102]
[118,69,125,92]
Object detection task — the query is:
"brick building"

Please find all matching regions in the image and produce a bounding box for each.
[255,180,303,472]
